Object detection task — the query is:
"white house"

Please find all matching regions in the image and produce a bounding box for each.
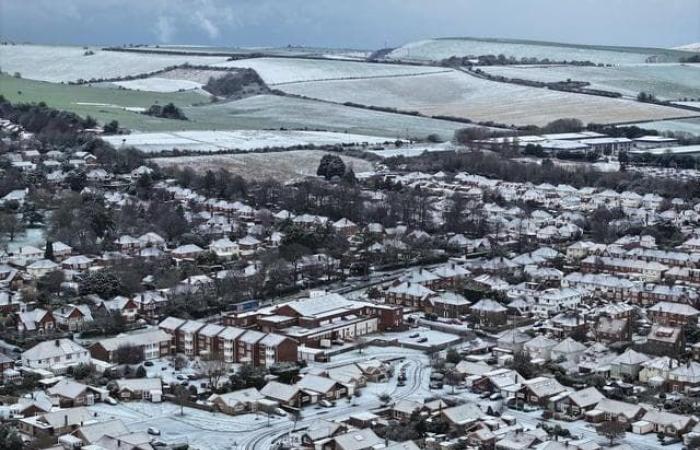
[22,339,91,373]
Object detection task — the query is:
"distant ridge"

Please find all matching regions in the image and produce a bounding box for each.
[674,42,700,52]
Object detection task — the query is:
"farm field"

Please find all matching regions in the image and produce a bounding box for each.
[184,94,470,140]
[0,44,229,83]
[214,56,448,85]
[478,63,700,101]
[279,70,697,126]
[633,118,700,136]
[387,37,697,64]
[151,150,375,182]
[121,44,372,59]
[0,75,473,138]
[112,78,204,92]
[102,130,391,153]
[0,74,206,131]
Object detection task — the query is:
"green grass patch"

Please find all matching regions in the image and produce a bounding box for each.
[0,74,207,131]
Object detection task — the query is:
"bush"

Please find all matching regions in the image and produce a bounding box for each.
[143,103,187,120]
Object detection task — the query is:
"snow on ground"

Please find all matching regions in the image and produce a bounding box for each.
[387,38,692,64]
[368,142,456,158]
[184,94,471,140]
[634,118,700,136]
[673,100,700,108]
[85,343,676,450]
[674,42,700,52]
[104,130,389,153]
[151,150,375,182]
[0,44,228,83]
[213,57,449,85]
[74,102,146,112]
[113,77,204,92]
[89,402,290,450]
[372,326,461,349]
[280,69,696,126]
[3,227,46,253]
[478,63,700,101]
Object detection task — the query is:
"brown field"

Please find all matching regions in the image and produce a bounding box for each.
[151,150,375,182]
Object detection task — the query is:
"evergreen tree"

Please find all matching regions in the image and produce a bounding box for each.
[44,240,54,260]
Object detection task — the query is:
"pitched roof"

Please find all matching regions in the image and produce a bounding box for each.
[296,374,338,394]
[552,338,586,354]
[522,376,566,398]
[47,379,88,399]
[333,428,383,450]
[23,339,88,361]
[567,387,605,408]
[76,419,129,444]
[442,402,483,425]
[260,381,299,402]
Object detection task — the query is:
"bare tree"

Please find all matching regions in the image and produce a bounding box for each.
[597,420,626,446]
[0,212,23,242]
[115,344,144,365]
[173,384,189,416]
[200,352,226,391]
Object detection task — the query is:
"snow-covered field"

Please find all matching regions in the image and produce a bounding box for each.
[112,77,204,92]
[214,57,449,85]
[185,94,471,140]
[479,63,700,101]
[0,44,228,83]
[88,402,291,450]
[634,118,700,136]
[374,326,461,349]
[280,69,695,126]
[104,130,389,153]
[387,38,694,64]
[151,150,375,182]
[368,142,456,158]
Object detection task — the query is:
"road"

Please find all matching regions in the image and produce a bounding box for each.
[241,353,431,449]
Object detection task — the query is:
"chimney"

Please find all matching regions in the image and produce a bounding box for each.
[64,414,68,428]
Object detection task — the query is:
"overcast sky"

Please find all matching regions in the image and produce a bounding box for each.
[1,0,698,49]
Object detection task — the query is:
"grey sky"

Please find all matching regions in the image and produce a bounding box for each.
[1,0,698,50]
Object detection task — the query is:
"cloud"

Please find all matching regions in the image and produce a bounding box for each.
[0,0,697,48]
[155,16,175,42]
[193,11,220,39]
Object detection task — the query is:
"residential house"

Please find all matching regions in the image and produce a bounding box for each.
[648,302,699,327]
[208,388,263,415]
[609,349,651,380]
[668,362,700,393]
[47,379,99,407]
[14,308,56,334]
[53,304,94,331]
[518,376,567,407]
[21,339,91,373]
[89,329,172,363]
[551,387,605,420]
[114,378,162,401]
[588,398,645,425]
[645,325,684,357]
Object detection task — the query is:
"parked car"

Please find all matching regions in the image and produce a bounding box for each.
[147,427,161,436]
[409,333,420,338]
[417,337,428,343]
[319,399,334,408]
[104,397,118,405]
[144,361,154,367]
